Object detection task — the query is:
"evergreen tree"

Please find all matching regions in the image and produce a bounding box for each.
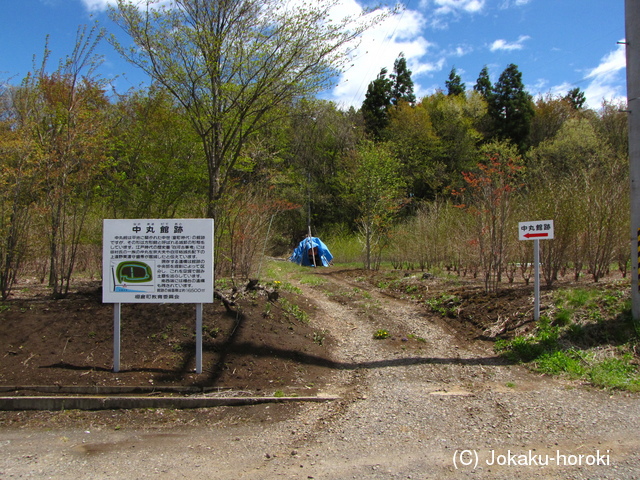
[361,67,393,139]
[473,66,494,141]
[445,67,466,96]
[362,53,416,139]
[489,63,535,151]
[391,53,416,105]
[474,65,493,100]
[564,87,586,110]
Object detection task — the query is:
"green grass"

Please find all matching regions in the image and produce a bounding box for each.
[495,285,640,392]
[588,356,640,391]
[535,350,586,377]
[425,293,461,318]
[278,297,309,323]
[298,275,326,287]
[321,230,362,264]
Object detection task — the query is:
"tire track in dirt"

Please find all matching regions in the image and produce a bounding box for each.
[250,268,640,479]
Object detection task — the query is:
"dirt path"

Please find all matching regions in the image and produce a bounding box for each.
[1,270,640,479]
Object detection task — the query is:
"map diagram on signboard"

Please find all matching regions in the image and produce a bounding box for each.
[109,260,156,293]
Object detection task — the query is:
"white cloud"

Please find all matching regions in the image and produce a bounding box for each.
[446,44,473,57]
[490,35,530,52]
[80,0,116,10]
[80,0,175,11]
[328,5,439,108]
[433,0,486,15]
[582,44,627,107]
[585,43,626,82]
[539,44,626,108]
[499,0,531,7]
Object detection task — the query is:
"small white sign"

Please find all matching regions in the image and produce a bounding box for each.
[103,219,214,303]
[518,220,554,241]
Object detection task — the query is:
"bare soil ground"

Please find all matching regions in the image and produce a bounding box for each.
[0,265,638,479]
[0,277,334,395]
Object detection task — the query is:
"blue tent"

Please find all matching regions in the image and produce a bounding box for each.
[289,236,333,267]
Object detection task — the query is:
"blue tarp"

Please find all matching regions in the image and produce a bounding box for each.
[289,237,333,267]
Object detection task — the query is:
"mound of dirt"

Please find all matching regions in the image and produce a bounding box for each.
[0,279,334,396]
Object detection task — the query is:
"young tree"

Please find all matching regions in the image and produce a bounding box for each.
[285,99,362,232]
[386,99,440,199]
[105,86,205,218]
[528,94,577,148]
[344,141,405,270]
[420,92,484,192]
[453,141,523,292]
[109,0,390,219]
[445,67,465,96]
[15,25,109,296]
[526,116,627,284]
[0,87,34,299]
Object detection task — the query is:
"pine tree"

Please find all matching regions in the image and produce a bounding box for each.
[474,65,493,101]
[391,54,416,105]
[361,67,393,139]
[564,87,586,110]
[445,67,465,96]
[489,63,535,151]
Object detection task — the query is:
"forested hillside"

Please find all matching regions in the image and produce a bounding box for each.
[0,0,629,300]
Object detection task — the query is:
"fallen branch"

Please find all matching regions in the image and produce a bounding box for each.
[214,289,236,312]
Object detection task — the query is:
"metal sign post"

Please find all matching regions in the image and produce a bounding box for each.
[114,303,121,373]
[196,303,203,374]
[519,220,554,321]
[533,240,540,321]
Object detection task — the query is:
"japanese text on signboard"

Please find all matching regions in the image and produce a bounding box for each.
[103,219,214,303]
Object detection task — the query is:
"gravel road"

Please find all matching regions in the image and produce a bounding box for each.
[1,272,639,479]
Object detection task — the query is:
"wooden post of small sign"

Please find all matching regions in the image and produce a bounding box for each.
[519,220,555,321]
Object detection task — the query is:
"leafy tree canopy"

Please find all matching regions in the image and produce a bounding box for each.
[109,0,392,218]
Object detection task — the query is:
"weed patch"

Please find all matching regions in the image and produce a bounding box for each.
[278,297,309,323]
[495,286,639,391]
[426,294,461,318]
[373,329,390,339]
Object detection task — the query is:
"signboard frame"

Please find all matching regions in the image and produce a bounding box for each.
[518,220,554,241]
[102,218,214,373]
[103,218,214,304]
[518,220,554,322]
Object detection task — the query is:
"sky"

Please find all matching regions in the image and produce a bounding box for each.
[0,0,627,110]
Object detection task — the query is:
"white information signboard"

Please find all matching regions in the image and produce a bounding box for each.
[518,220,554,240]
[103,218,214,304]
